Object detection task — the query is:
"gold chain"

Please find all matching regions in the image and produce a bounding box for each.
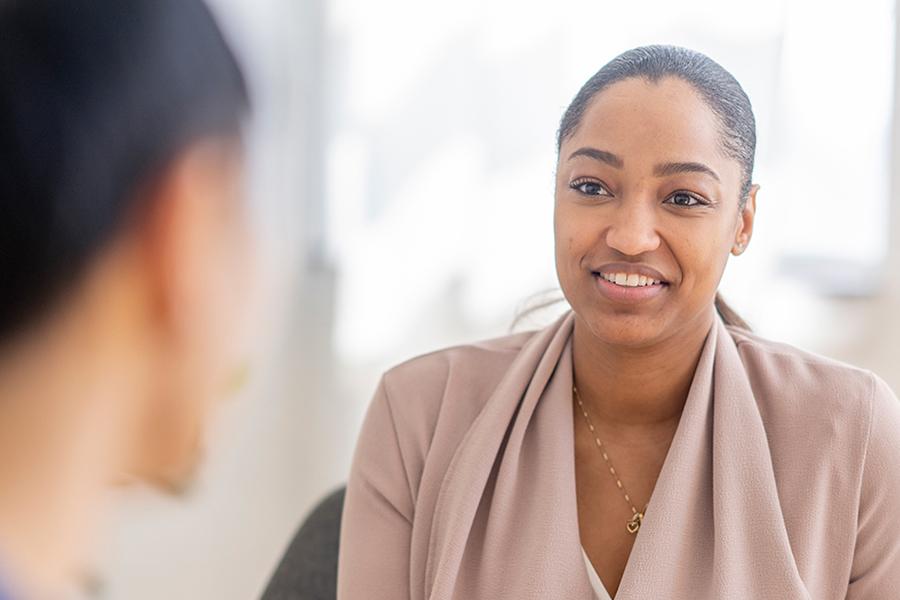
[573,385,648,535]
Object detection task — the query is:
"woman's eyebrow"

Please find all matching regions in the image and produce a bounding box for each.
[654,161,721,182]
[567,148,720,184]
[567,147,624,168]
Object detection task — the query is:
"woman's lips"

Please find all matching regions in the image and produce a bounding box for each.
[591,272,669,304]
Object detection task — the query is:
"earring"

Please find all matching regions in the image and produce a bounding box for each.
[223,360,251,396]
[733,241,746,255]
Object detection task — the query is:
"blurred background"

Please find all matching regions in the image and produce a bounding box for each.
[91,0,900,597]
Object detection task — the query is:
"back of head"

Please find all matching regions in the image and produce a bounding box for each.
[0,0,249,342]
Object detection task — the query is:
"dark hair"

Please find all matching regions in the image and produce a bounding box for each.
[0,0,250,341]
[556,45,754,329]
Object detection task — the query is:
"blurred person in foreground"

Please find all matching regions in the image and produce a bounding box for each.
[0,0,252,597]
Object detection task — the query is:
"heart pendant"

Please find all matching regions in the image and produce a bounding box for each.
[626,512,643,534]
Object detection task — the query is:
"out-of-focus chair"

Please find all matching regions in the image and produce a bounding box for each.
[261,486,345,600]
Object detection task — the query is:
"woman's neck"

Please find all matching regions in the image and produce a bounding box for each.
[0,315,138,598]
[571,307,715,429]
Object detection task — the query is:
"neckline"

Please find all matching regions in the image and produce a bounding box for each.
[568,316,719,598]
[581,545,614,600]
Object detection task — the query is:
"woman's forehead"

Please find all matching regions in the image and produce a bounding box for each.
[564,77,736,175]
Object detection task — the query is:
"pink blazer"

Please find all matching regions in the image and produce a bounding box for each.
[337,311,900,599]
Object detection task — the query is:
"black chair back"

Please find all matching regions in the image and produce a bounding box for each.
[261,486,346,600]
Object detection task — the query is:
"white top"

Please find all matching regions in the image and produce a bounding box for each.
[581,546,614,600]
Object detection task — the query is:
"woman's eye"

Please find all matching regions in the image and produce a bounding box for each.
[666,192,705,207]
[570,180,608,196]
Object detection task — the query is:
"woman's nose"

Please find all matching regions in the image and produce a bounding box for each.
[604,198,661,257]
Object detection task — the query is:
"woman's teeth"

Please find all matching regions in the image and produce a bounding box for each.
[599,272,662,287]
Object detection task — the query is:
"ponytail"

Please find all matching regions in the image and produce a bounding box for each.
[715,292,751,330]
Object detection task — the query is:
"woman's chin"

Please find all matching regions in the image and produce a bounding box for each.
[576,310,672,349]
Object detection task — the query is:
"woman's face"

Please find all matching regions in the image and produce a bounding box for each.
[554,76,756,348]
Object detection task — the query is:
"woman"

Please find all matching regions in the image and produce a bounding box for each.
[338,46,900,599]
[0,0,251,597]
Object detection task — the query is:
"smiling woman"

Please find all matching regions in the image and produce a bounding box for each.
[555,46,757,344]
[336,46,900,600]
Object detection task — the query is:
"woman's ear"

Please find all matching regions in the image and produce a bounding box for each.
[142,142,228,335]
[732,183,759,256]
[126,138,250,492]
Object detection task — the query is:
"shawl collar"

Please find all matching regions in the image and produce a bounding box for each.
[425,311,810,599]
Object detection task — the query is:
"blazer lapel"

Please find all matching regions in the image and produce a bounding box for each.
[425,311,810,599]
[425,312,595,599]
[616,316,810,599]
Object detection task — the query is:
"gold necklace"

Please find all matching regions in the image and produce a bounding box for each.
[573,385,648,535]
